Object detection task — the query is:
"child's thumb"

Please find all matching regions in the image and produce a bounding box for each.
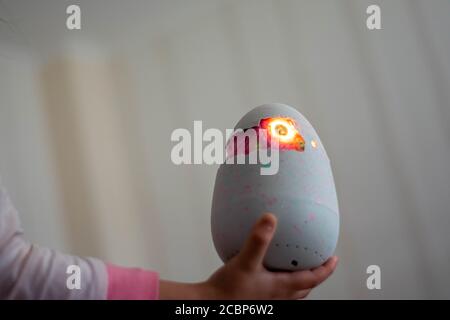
[237,213,277,271]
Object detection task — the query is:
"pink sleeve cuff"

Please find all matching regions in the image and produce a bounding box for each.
[106,263,159,300]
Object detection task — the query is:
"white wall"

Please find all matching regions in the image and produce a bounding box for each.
[0,46,68,252]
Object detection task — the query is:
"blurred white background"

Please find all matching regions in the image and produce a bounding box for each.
[1,0,449,299]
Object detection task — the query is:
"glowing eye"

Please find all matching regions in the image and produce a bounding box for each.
[311,140,318,148]
[275,124,288,136]
[269,119,296,142]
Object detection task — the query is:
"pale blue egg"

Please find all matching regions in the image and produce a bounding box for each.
[211,103,339,270]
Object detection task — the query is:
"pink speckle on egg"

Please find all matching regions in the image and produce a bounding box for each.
[260,193,277,206]
[267,197,277,206]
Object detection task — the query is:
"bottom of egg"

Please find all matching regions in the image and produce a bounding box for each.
[212,196,339,271]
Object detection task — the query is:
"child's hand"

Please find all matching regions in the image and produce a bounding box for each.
[160,213,338,299]
[202,213,338,299]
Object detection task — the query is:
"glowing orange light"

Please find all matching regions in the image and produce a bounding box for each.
[259,117,305,151]
[268,118,297,142]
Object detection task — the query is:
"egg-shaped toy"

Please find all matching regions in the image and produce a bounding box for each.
[211,103,339,271]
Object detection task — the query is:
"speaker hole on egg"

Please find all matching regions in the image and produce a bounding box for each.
[291,260,298,267]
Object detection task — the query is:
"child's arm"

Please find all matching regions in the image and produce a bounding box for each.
[0,184,158,300]
[159,213,338,299]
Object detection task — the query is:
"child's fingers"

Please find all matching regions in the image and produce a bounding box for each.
[284,256,339,291]
[271,273,313,299]
[310,256,338,285]
[237,213,277,271]
[293,288,312,300]
[308,256,339,288]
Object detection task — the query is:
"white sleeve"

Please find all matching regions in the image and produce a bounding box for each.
[0,183,108,299]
